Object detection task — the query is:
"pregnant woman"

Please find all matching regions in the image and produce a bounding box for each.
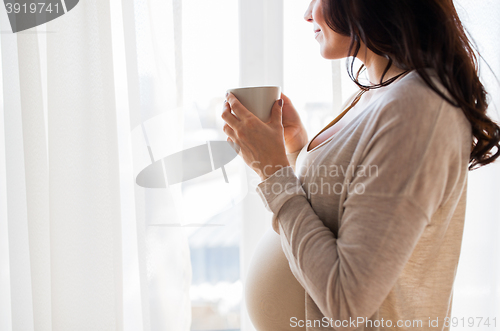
[221,0,500,330]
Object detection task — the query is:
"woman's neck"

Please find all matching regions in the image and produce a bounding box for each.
[357,44,407,85]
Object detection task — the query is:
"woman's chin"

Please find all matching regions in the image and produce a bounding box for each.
[319,47,346,60]
[318,46,329,59]
[319,48,334,60]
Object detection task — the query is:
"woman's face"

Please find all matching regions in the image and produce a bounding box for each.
[304,0,352,59]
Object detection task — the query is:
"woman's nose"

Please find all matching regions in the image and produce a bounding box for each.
[304,1,313,23]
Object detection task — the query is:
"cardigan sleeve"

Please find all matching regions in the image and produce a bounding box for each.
[286,149,302,174]
[255,149,303,234]
[255,97,470,329]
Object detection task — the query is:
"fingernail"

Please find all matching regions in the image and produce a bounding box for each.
[226,92,229,98]
[278,99,283,107]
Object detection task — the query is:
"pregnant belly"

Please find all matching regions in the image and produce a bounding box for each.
[245,227,306,330]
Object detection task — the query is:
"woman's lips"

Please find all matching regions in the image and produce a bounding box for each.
[314,28,321,39]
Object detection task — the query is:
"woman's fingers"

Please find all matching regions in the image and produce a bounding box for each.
[221,100,240,127]
[221,99,243,155]
[223,122,237,140]
[222,100,238,139]
[226,92,254,120]
[269,98,283,126]
[281,92,292,104]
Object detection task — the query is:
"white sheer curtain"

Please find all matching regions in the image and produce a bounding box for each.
[0,0,191,330]
[0,0,124,329]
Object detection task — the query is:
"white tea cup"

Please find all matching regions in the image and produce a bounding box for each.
[226,86,281,123]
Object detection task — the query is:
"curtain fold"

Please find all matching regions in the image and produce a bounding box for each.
[1,16,36,331]
[121,0,192,329]
[45,0,123,329]
[18,26,51,331]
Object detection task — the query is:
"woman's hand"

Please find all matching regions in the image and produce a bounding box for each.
[221,92,290,181]
[281,93,309,153]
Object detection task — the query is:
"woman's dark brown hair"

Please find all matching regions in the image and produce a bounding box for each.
[322,0,500,170]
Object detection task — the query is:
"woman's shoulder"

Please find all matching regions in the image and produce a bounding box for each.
[343,71,472,213]
[375,69,447,108]
[350,69,473,174]
[369,69,471,133]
